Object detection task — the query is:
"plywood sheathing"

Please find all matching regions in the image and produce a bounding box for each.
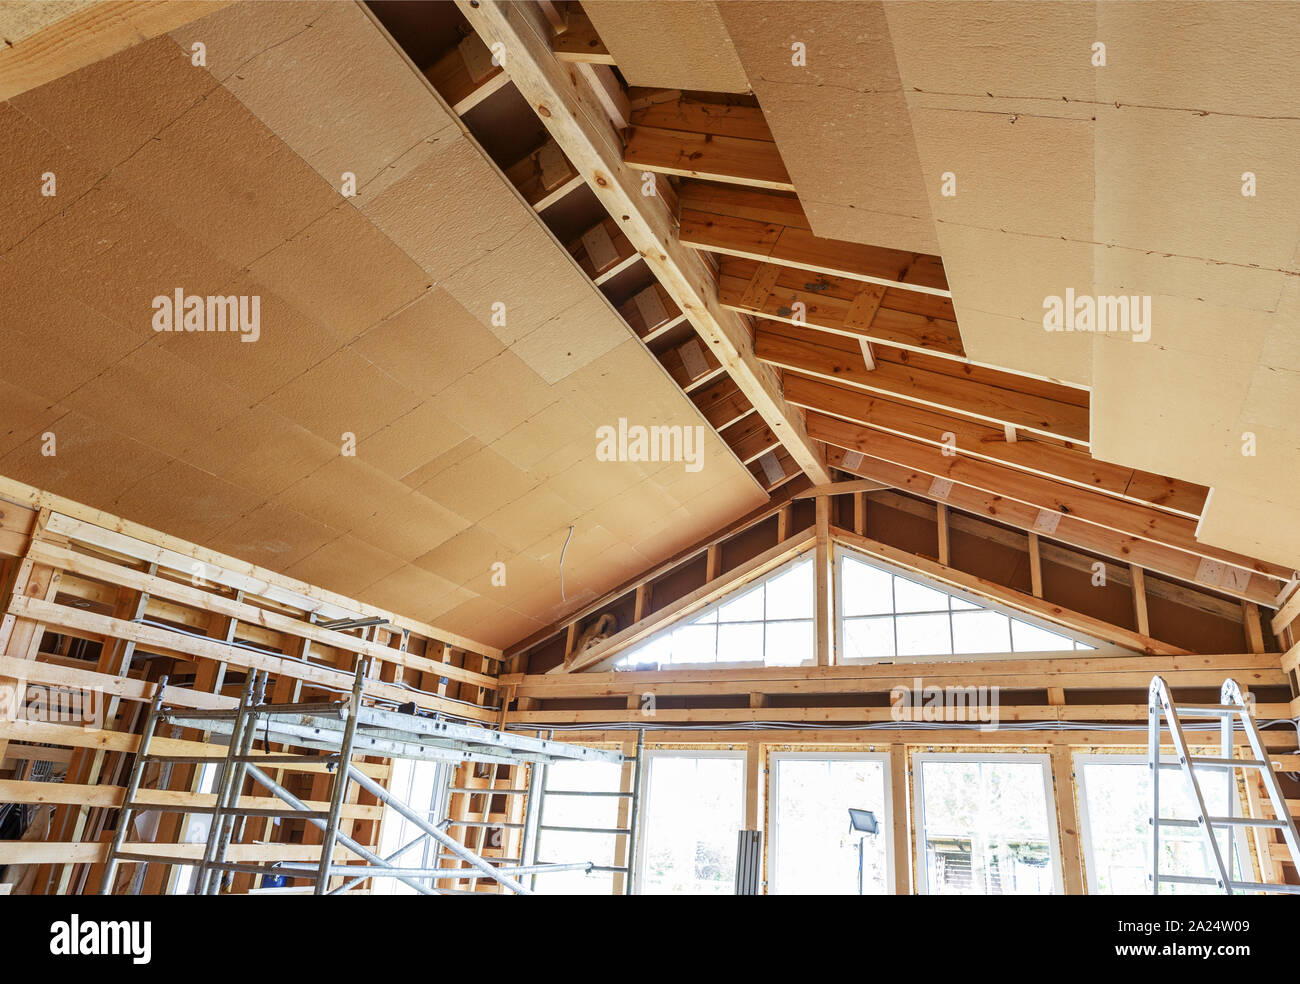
[0,0,765,647]
[717,1,939,255]
[880,0,1097,387]
[876,0,1300,573]
[582,0,750,93]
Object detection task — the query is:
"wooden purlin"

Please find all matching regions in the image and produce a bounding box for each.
[0,485,504,895]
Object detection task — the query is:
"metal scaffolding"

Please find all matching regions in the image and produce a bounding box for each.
[99,659,628,896]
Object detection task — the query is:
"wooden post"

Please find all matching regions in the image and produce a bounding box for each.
[1051,747,1085,894]
[1130,564,1150,636]
[1028,532,1043,599]
[815,497,831,666]
[890,744,910,894]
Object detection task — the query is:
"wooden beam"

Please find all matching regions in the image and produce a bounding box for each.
[552,9,616,64]
[936,503,950,566]
[812,416,1284,582]
[1130,565,1151,637]
[678,181,950,296]
[762,324,1090,443]
[624,125,794,191]
[784,373,1208,517]
[829,447,1282,605]
[891,745,910,894]
[459,0,830,487]
[1028,532,1044,599]
[1050,747,1085,894]
[815,497,831,666]
[719,256,964,358]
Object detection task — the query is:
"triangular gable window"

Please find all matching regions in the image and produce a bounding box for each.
[617,555,815,669]
[837,546,1097,662]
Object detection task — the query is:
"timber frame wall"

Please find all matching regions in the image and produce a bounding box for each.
[496,481,1300,894]
[0,476,519,895]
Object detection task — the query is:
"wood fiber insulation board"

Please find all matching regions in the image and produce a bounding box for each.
[881,0,1098,387]
[0,1,767,647]
[1084,1,1300,572]
[582,0,750,93]
[0,0,232,100]
[718,1,939,256]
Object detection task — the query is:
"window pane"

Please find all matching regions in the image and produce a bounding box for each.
[1078,759,1242,895]
[1011,619,1074,652]
[670,623,716,664]
[772,757,889,894]
[765,620,813,666]
[894,576,950,614]
[765,558,813,620]
[841,557,893,616]
[895,613,952,657]
[718,584,763,623]
[641,756,744,895]
[919,759,1055,895]
[952,610,1012,654]
[843,617,895,662]
[717,621,764,663]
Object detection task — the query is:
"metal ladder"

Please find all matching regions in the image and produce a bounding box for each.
[1148,675,1300,894]
[522,729,645,893]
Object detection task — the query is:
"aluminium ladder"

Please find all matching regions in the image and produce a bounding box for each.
[1148,675,1300,894]
[521,728,646,893]
[100,659,625,895]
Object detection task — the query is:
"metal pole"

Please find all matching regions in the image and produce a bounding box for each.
[207,670,267,895]
[1148,679,1160,896]
[195,671,258,895]
[98,675,168,895]
[624,729,646,895]
[1221,688,1235,883]
[347,764,532,894]
[314,659,367,895]
[243,763,438,896]
[329,832,433,896]
[520,730,549,891]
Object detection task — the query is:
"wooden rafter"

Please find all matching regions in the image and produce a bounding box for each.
[826,446,1288,601]
[678,181,951,296]
[459,0,830,487]
[720,256,965,358]
[785,374,1208,517]
[759,322,1090,443]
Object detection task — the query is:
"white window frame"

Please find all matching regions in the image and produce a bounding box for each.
[1074,753,1248,895]
[619,551,817,671]
[766,750,894,895]
[635,748,748,895]
[912,752,1064,895]
[834,544,1120,664]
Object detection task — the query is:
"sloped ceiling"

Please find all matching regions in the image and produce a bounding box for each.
[0,0,766,647]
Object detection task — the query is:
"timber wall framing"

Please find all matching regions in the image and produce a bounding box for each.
[0,477,512,895]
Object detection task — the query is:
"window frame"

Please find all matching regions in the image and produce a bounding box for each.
[1073,752,1249,895]
[618,552,818,671]
[766,749,894,895]
[911,751,1064,896]
[635,748,748,895]
[834,544,1117,663]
